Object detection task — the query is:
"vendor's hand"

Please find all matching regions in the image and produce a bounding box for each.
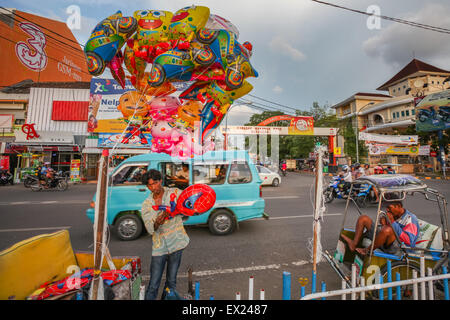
[154,211,170,229]
[386,211,394,223]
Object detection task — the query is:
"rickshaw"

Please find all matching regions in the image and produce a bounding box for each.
[324,174,450,299]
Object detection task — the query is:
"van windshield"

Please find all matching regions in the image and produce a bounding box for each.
[193,164,229,185]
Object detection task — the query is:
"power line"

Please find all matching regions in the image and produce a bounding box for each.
[311,0,450,35]
[0,7,87,49]
[247,94,300,112]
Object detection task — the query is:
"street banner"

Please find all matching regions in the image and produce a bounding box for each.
[70,159,81,182]
[0,156,10,170]
[368,144,429,155]
[257,115,295,126]
[415,89,450,132]
[288,116,314,135]
[359,132,418,145]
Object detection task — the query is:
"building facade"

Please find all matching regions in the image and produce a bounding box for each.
[332,59,450,173]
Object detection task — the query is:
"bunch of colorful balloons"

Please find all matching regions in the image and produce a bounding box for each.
[84,5,258,159]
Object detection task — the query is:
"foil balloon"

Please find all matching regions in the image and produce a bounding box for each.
[152,184,216,219]
[85,6,258,158]
[117,91,151,144]
[169,5,210,40]
[148,96,180,121]
[84,11,137,82]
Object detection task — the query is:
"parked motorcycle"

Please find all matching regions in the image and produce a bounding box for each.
[418,106,448,123]
[29,170,68,191]
[323,176,354,203]
[0,170,14,186]
[354,183,377,208]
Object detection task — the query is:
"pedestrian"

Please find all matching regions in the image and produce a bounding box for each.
[141,169,189,300]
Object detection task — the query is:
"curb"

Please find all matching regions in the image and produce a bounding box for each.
[321,173,449,180]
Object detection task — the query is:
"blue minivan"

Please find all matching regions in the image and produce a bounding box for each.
[86,150,266,240]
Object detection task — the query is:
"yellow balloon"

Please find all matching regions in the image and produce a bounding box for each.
[169,5,210,40]
[133,10,173,46]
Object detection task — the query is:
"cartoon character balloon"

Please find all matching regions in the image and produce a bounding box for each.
[152,184,216,219]
[85,6,258,159]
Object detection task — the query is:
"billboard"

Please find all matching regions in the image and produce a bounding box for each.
[415,89,450,132]
[288,116,314,135]
[0,10,91,87]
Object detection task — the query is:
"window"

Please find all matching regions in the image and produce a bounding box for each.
[396,112,400,118]
[113,164,148,185]
[160,162,189,189]
[406,110,410,116]
[193,163,229,185]
[401,111,405,117]
[393,112,396,119]
[228,161,252,184]
[412,109,415,115]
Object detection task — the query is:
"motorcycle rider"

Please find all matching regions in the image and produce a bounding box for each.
[281,161,287,176]
[339,165,352,195]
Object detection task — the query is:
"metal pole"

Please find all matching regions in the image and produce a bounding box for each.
[248,276,254,300]
[355,116,359,163]
[282,271,291,300]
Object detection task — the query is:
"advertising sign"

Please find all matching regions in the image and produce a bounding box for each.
[359,132,418,145]
[415,89,450,132]
[288,117,314,135]
[368,144,430,155]
[0,10,91,87]
[70,159,81,182]
[97,133,153,149]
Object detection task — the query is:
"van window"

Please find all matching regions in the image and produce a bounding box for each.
[193,164,229,185]
[161,162,189,190]
[113,164,148,185]
[228,161,252,184]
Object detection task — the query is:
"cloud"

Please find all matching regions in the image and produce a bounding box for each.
[362,3,450,69]
[272,85,283,94]
[269,36,306,62]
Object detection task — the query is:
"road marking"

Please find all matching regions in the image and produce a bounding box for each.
[0,226,71,233]
[254,213,342,221]
[263,196,299,199]
[141,260,312,280]
[0,200,89,206]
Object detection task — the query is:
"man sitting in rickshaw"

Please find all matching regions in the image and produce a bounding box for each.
[341,200,420,256]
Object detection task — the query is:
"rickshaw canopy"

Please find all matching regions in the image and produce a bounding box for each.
[353,174,427,193]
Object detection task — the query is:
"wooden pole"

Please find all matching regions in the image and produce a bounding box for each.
[90,149,109,300]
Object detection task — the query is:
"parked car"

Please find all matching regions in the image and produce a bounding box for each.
[256,165,281,187]
[86,150,267,240]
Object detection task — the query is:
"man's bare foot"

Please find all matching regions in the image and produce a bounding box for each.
[341,234,356,251]
[356,247,369,256]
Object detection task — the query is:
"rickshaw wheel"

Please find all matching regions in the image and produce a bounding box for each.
[370,261,420,300]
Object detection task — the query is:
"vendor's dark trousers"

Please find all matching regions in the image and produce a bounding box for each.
[145,249,183,300]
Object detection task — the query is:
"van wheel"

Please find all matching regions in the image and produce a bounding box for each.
[208,210,235,236]
[114,214,143,241]
[272,178,279,187]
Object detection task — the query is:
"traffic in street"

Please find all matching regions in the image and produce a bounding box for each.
[1,172,448,299]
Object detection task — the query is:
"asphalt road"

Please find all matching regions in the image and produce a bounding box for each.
[1,173,449,300]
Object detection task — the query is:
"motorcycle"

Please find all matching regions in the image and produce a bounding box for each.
[418,106,448,123]
[23,171,39,188]
[281,168,287,177]
[30,170,69,191]
[323,176,354,204]
[354,183,377,208]
[0,170,14,186]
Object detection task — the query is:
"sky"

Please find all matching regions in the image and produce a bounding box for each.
[3,0,450,125]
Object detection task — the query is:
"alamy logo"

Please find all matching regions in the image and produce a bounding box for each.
[366,5,381,30]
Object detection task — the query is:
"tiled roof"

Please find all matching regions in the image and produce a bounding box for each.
[377,59,450,91]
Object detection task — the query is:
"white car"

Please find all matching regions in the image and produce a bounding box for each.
[256,165,281,187]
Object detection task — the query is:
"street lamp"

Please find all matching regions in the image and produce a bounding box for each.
[354,102,374,163]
